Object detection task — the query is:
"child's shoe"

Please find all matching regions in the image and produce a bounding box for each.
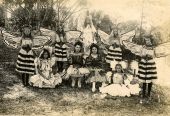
[92,87,96,92]
[139,99,144,104]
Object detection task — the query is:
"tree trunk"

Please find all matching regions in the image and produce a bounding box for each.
[4,2,8,30]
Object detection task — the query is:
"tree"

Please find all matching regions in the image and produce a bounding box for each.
[0,6,5,27]
[3,0,87,31]
[52,0,87,27]
[90,10,113,34]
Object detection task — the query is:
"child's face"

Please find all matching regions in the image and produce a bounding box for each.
[60,36,64,42]
[43,52,49,59]
[75,45,81,53]
[23,28,31,35]
[92,47,98,54]
[144,37,152,46]
[113,29,118,35]
[115,65,122,73]
[59,26,63,31]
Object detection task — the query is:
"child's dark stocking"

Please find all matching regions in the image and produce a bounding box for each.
[57,61,64,72]
[147,82,153,97]
[142,83,147,98]
[22,73,26,86]
[25,74,29,86]
[22,73,29,86]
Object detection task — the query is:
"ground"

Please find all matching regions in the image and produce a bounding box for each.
[0,64,170,116]
[0,37,170,116]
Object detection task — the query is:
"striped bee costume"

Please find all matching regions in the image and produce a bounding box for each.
[138,57,157,83]
[16,39,35,74]
[106,45,122,63]
[138,56,157,99]
[54,42,68,72]
[16,47,35,74]
[16,38,35,86]
[55,43,68,62]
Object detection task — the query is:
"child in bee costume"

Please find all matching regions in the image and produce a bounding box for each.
[16,25,36,86]
[138,36,157,103]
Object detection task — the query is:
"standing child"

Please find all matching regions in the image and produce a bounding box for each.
[67,41,87,88]
[138,34,157,103]
[138,54,157,103]
[16,25,35,86]
[106,28,122,70]
[85,44,107,92]
[54,25,68,73]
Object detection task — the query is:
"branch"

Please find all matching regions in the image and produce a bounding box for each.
[61,4,79,21]
[63,0,79,15]
[41,6,49,25]
[59,0,70,8]
[2,5,14,14]
[62,7,87,23]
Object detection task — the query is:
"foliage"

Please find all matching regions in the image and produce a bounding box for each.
[11,7,37,30]
[90,10,113,34]
[39,7,57,29]
[0,6,5,27]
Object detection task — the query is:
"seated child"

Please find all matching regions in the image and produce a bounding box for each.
[29,48,62,88]
[66,41,89,88]
[100,63,131,97]
[85,44,107,92]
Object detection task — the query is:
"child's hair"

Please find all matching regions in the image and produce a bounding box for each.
[90,43,99,54]
[74,41,83,53]
[56,25,66,37]
[39,49,51,59]
[115,63,124,73]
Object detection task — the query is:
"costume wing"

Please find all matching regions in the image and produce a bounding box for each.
[40,28,56,44]
[97,30,109,45]
[2,30,21,49]
[65,30,82,44]
[123,40,155,57]
[122,40,143,56]
[32,35,51,50]
[2,29,51,50]
[154,42,170,58]
[119,30,135,45]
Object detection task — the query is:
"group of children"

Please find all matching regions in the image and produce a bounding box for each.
[15,24,157,103]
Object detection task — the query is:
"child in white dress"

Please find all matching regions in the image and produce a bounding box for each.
[100,62,141,97]
[29,48,62,88]
[100,63,131,97]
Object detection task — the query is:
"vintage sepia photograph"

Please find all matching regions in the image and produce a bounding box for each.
[0,0,170,115]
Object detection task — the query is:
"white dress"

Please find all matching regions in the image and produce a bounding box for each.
[29,58,62,88]
[82,15,96,53]
[124,74,141,95]
[100,73,131,97]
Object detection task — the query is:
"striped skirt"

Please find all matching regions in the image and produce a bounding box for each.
[16,48,35,75]
[138,58,157,83]
[106,46,122,63]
